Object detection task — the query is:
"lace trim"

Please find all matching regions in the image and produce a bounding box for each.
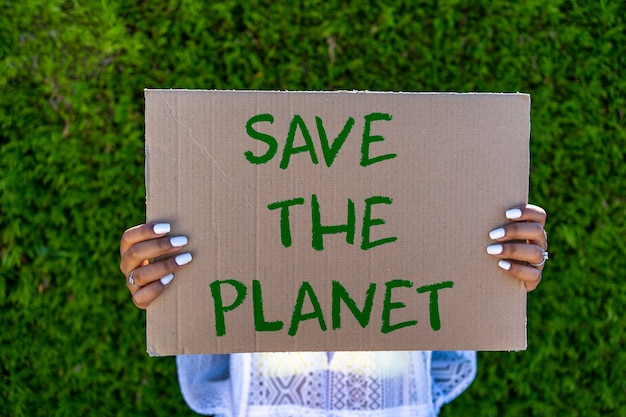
[431,351,477,413]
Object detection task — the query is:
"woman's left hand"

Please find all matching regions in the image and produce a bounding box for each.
[487,204,548,292]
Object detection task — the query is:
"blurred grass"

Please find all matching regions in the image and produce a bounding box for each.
[1,0,624,416]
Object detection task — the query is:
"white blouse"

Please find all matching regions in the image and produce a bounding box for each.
[177,351,476,417]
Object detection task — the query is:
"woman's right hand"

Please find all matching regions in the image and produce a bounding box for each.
[119,223,192,309]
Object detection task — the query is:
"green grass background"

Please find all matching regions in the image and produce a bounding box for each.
[1,0,624,416]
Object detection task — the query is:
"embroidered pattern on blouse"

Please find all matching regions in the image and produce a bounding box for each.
[247,352,434,416]
[176,351,477,417]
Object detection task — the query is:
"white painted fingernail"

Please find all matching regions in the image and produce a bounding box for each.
[498,260,512,271]
[160,273,174,285]
[506,209,522,219]
[487,244,503,255]
[489,228,506,240]
[170,236,188,247]
[153,223,171,234]
[175,253,192,266]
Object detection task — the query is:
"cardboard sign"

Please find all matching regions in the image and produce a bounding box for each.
[145,90,530,356]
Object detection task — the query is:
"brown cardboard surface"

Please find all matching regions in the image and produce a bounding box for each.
[145,90,530,356]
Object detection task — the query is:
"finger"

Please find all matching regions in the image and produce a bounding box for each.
[120,222,172,257]
[496,260,543,292]
[486,242,547,266]
[120,235,188,276]
[132,279,172,310]
[126,252,192,290]
[489,222,547,249]
[504,204,547,226]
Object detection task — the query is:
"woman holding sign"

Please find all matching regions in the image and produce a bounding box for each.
[120,204,547,417]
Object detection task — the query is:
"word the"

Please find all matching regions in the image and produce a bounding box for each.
[267,194,397,250]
